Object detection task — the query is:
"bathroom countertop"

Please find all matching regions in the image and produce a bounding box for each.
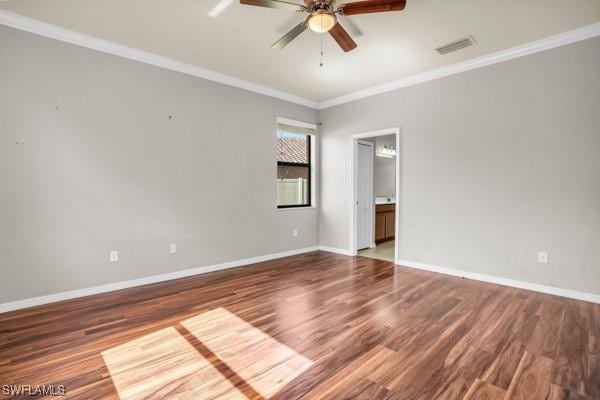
[375,197,395,205]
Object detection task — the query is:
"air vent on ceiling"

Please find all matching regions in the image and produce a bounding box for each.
[436,36,475,55]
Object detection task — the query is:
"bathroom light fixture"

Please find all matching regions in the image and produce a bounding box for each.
[377,144,396,158]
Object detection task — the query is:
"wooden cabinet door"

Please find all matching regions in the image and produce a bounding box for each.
[375,212,386,242]
[385,211,395,239]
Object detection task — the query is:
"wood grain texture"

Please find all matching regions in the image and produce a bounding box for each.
[463,379,505,400]
[505,351,553,399]
[340,0,406,16]
[0,251,599,399]
[328,23,357,52]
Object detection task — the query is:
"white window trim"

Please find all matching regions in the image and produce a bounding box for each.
[276,117,318,130]
[276,117,318,211]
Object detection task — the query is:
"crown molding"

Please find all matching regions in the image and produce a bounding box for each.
[1,9,599,111]
[0,9,319,109]
[318,22,600,109]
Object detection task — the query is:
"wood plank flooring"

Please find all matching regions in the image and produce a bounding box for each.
[1,251,599,399]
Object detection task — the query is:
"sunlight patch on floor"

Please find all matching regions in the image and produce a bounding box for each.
[181,308,313,399]
[102,308,312,400]
[102,326,247,399]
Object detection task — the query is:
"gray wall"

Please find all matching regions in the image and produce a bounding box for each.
[2,25,599,303]
[319,37,600,295]
[0,25,318,303]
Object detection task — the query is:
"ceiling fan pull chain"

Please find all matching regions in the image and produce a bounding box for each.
[320,28,324,67]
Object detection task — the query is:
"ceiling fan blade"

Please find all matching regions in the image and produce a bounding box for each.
[339,0,406,16]
[329,22,357,52]
[275,11,305,34]
[240,0,305,12]
[271,21,307,49]
[338,14,362,37]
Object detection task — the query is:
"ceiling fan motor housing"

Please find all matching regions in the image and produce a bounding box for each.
[305,0,337,33]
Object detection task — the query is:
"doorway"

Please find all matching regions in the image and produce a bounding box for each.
[351,128,400,264]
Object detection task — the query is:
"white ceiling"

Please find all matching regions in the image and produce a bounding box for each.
[1,0,599,102]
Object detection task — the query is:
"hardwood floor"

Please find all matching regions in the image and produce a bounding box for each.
[1,251,599,399]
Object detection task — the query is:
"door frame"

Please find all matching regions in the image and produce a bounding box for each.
[355,140,375,251]
[350,127,401,264]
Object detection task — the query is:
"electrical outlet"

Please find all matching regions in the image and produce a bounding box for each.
[537,251,548,264]
[109,250,119,263]
[170,244,177,254]
[293,229,298,237]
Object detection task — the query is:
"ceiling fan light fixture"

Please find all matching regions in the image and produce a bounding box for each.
[242,0,407,51]
[306,10,337,33]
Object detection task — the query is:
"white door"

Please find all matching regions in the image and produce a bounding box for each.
[356,141,373,250]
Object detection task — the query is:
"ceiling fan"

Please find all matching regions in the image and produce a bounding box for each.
[239,0,406,52]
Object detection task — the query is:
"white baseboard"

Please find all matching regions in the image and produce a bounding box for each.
[4,246,597,313]
[396,258,600,304]
[0,246,319,314]
[318,246,355,256]
[315,247,600,303]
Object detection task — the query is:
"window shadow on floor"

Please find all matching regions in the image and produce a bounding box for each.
[101,307,313,400]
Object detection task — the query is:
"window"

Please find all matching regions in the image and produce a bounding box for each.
[277,122,315,208]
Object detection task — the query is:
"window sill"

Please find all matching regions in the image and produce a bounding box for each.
[277,206,316,211]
